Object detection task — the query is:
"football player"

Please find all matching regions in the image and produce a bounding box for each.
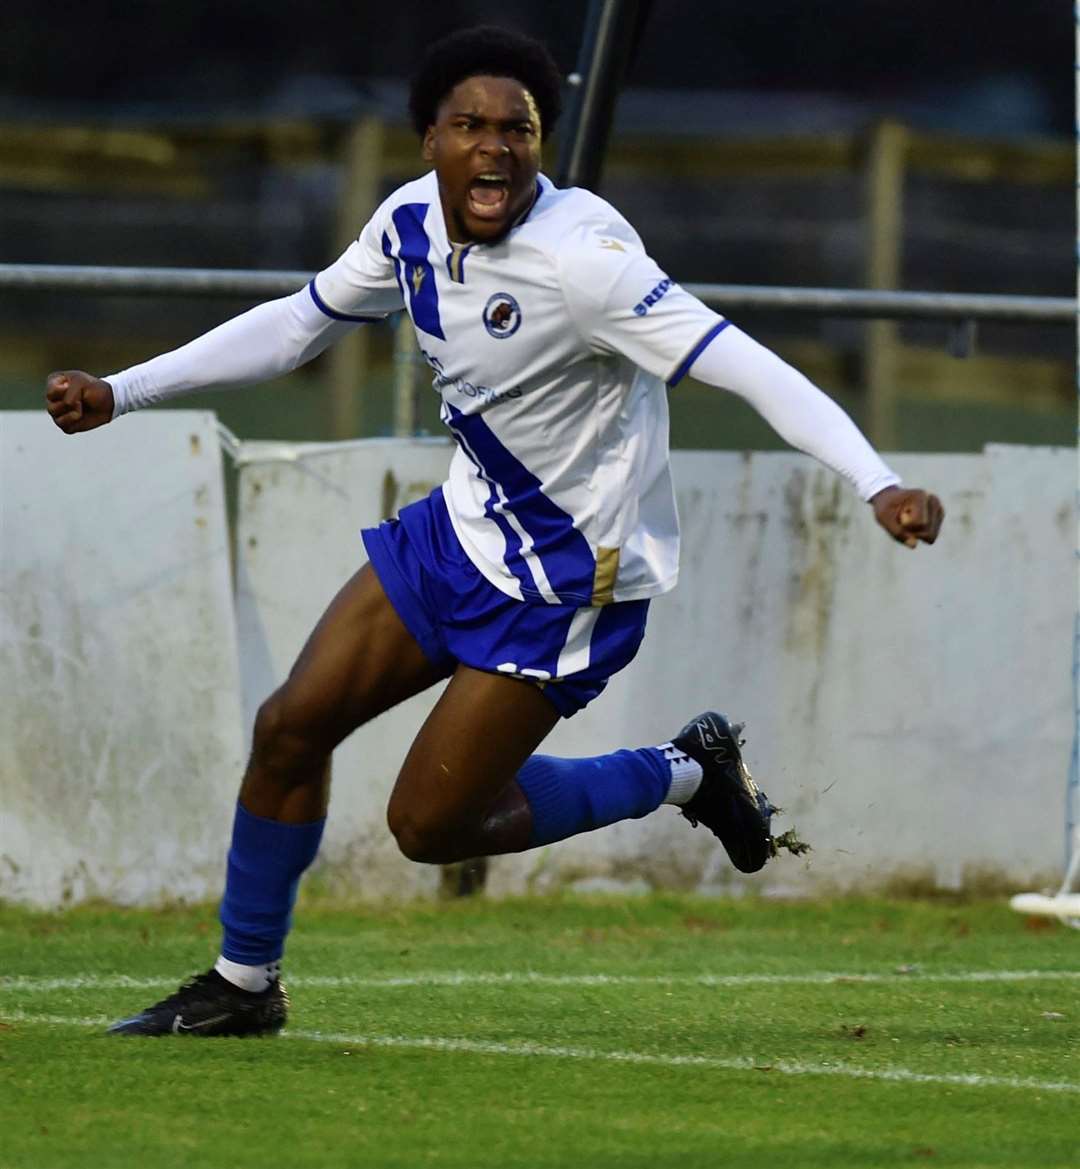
[46,25,943,1036]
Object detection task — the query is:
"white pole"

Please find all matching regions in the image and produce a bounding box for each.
[1064,1,1080,913]
[1012,7,1080,926]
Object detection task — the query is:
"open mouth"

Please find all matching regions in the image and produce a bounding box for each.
[467,173,511,220]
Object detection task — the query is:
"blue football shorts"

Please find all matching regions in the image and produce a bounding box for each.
[361,486,650,718]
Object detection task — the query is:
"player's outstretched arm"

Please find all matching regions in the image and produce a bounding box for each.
[45,370,115,434]
[684,324,945,548]
[553,227,945,549]
[44,281,385,430]
[46,208,404,429]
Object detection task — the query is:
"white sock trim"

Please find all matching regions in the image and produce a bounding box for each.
[658,742,703,806]
[215,955,281,993]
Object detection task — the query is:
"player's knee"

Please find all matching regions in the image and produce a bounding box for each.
[251,690,326,775]
[387,804,453,864]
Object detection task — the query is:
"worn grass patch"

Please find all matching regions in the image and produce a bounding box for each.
[1,895,1078,1168]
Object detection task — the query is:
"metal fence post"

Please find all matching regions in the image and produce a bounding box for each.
[329,115,383,439]
[392,313,420,438]
[863,119,908,448]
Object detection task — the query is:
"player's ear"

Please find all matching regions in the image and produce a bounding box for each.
[421,126,436,162]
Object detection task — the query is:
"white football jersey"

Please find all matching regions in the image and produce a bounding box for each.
[314,171,726,607]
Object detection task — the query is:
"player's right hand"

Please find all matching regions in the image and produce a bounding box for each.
[45,370,115,434]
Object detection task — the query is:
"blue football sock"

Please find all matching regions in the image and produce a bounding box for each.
[219,802,325,965]
[517,747,670,847]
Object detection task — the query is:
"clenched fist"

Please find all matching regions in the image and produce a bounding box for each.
[871,485,945,549]
[45,370,115,434]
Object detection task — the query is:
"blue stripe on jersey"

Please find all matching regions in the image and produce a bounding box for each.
[392,203,445,340]
[307,279,382,323]
[443,410,537,601]
[444,402,596,605]
[381,232,404,297]
[668,319,731,387]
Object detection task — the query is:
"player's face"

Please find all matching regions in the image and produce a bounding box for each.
[423,75,542,245]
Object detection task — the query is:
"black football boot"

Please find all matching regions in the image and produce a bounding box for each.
[673,711,779,874]
[107,969,288,1036]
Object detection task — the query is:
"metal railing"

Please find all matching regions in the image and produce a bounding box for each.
[0,263,1072,324]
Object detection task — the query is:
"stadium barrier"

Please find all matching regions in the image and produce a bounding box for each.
[0,411,243,906]
[3,415,1070,905]
[234,437,1071,901]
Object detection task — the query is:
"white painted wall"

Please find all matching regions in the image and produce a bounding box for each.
[234,440,1073,899]
[234,438,455,901]
[3,420,1069,905]
[1,412,243,906]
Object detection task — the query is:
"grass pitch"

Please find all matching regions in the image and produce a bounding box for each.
[1,895,1078,1168]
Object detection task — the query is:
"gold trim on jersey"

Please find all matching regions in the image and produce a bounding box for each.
[447,242,472,284]
[591,546,620,606]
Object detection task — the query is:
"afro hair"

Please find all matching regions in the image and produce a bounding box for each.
[408,25,563,139]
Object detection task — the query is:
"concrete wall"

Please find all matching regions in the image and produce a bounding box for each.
[3,419,1070,904]
[235,439,1073,899]
[1,412,243,906]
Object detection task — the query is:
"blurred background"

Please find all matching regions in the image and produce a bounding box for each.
[0,0,1071,450]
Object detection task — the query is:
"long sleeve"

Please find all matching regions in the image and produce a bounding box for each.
[685,324,900,501]
[107,284,380,417]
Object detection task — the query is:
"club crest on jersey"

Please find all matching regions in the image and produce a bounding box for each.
[483,292,522,339]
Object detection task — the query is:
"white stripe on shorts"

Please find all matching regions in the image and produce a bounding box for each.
[555,607,601,679]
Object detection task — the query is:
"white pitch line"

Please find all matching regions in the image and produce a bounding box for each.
[2,1010,1077,1096]
[286,1029,1080,1095]
[2,969,1080,994]
[0,1010,111,1027]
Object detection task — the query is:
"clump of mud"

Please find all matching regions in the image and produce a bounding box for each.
[770,828,811,859]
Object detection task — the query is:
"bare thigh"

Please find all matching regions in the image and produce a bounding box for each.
[386,664,561,862]
[241,563,448,820]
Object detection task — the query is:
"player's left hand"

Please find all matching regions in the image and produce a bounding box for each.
[870,485,944,549]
